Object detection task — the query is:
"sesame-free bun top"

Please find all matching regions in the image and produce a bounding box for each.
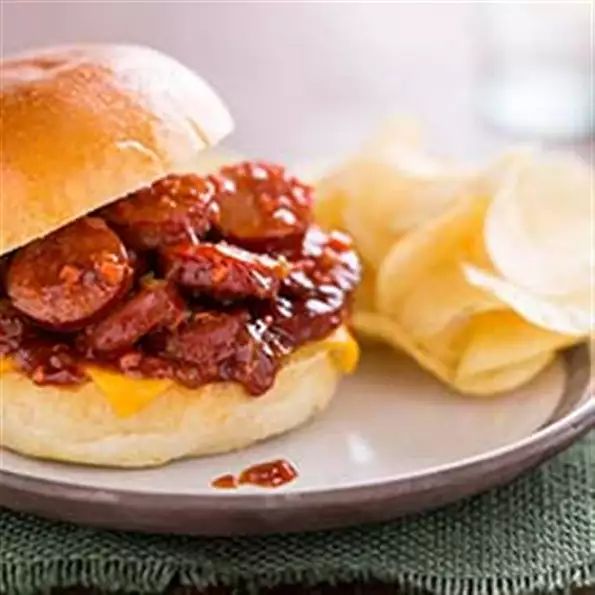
[0,44,233,255]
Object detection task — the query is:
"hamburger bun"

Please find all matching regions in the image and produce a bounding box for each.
[1,331,351,467]
[0,44,233,255]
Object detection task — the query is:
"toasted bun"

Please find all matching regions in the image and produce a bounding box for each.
[0,44,233,255]
[1,335,346,467]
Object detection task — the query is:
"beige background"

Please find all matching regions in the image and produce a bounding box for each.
[2,2,591,163]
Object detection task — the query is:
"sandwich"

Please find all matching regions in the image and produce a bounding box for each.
[0,44,361,467]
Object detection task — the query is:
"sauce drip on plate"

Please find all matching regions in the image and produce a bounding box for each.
[211,458,298,489]
[211,473,238,489]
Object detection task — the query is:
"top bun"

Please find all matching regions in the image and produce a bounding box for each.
[0,44,233,255]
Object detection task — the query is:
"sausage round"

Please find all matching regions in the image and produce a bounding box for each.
[283,227,361,297]
[7,217,132,330]
[161,242,288,301]
[84,281,186,355]
[267,227,360,348]
[160,309,247,372]
[101,174,218,250]
[160,309,279,395]
[212,162,312,242]
[266,288,347,349]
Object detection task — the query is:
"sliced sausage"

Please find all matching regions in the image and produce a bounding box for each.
[231,320,280,395]
[267,287,347,348]
[160,309,248,370]
[283,227,361,297]
[101,174,218,250]
[0,300,27,355]
[7,217,132,330]
[212,162,312,243]
[0,255,11,295]
[161,242,288,300]
[159,308,279,395]
[84,281,186,355]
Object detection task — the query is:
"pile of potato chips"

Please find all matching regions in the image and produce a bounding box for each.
[315,119,591,395]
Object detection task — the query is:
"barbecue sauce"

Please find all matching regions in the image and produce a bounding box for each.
[211,459,298,489]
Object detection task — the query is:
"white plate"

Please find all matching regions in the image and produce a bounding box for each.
[1,345,592,535]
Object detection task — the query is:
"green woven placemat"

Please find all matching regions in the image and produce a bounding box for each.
[1,432,594,595]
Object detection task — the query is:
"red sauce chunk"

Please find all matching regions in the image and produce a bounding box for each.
[211,473,238,489]
[211,459,298,490]
[0,161,361,395]
[239,458,298,488]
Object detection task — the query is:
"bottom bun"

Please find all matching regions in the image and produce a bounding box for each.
[1,333,348,467]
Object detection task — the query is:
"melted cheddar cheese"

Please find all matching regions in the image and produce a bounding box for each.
[0,357,15,374]
[0,329,359,417]
[84,366,173,417]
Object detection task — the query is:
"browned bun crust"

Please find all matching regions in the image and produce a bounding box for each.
[0,44,233,255]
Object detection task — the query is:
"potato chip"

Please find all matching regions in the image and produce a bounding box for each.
[354,307,572,396]
[313,178,348,232]
[457,311,577,379]
[313,120,588,396]
[454,352,554,395]
[352,310,452,384]
[353,269,379,313]
[357,188,584,395]
[353,310,562,396]
[484,149,591,297]
[376,195,503,339]
[453,311,576,395]
[475,145,536,195]
[463,264,591,336]
[316,119,473,268]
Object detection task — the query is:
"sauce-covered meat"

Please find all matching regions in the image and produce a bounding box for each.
[283,227,361,296]
[145,308,276,394]
[0,301,26,356]
[268,290,347,348]
[83,281,186,355]
[6,218,132,331]
[158,309,247,371]
[161,242,288,301]
[102,174,218,250]
[212,162,312,243]
[272,227,360,347]
[0,256,10,294]
[14,339,86,385]
[1,162,361,396]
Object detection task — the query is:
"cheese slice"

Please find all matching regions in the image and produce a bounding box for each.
[0,357,15,374]
[324,327,360,374]
[84,365,173,418]
[0,329,360,418]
